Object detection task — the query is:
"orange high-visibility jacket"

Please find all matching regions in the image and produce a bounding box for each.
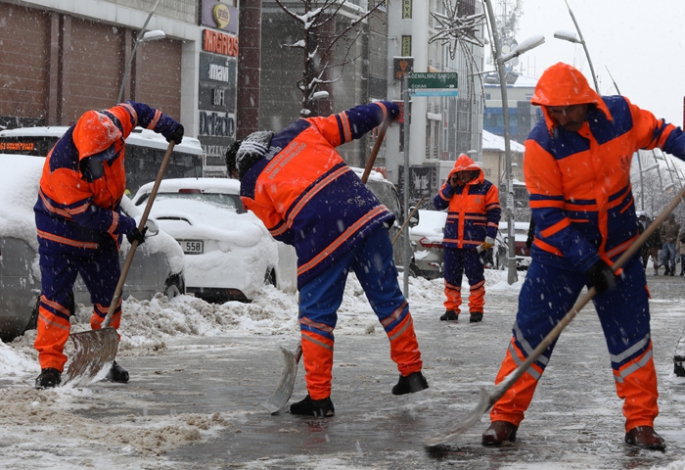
[525,62,685,272]
[239,101,398,288]
[434,154,501,249]
[34,101,180,249]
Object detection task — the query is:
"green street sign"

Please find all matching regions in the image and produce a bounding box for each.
[408,72,458,90]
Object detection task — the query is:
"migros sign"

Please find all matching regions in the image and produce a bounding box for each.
[203,29,238,57]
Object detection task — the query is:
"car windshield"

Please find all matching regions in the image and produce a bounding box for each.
[139,192,246,213]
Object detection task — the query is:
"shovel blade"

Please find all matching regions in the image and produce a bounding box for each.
[63,327,119,386]
[423,387,492,447]
[263,345,301,414]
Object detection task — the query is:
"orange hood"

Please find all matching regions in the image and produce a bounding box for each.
[447,153,484,184]
[530,62,612,131]
[72,110,124,161]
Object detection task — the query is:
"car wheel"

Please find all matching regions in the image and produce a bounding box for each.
[163,274,185,300]
[408,260,420,278]
[264,268,277,287]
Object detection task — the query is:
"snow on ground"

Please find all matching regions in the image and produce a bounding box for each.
[2,269,685,468]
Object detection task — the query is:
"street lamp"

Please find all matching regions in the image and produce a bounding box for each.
[484,0,545,284]
[553,0,599,92]
[117,29,166,104]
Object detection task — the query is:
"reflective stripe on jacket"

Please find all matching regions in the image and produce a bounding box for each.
[434,153,501,249]
[239,101,398,288]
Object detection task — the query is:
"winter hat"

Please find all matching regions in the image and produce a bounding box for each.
[225,131,273,180]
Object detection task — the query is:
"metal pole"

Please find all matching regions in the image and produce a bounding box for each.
[564,0,599,92]
[403,74,410,297]
[484,0,517,284]
[117,0,161,104]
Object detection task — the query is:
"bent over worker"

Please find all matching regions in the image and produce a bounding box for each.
[434,153,500,323]
[481,62,685,451]
[225,101,427,417]
[34,101,184,389]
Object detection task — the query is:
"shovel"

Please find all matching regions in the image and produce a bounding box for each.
[264,117,390,413]
[424,184,685,447]
[63,141,176,386]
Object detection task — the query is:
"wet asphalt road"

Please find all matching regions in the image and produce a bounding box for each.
[77,272,685,469]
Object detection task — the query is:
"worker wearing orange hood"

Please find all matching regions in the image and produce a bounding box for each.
[434,153,500,323]
[482,62,685,451]
[33,101,184,389]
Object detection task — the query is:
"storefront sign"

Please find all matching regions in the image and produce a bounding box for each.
[198,110,235,138]
[200,0,239,34]
[203,29,239,57]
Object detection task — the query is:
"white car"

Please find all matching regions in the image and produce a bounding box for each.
[409,210,447,279]
[0,154,186,342]
[132,178,297,303]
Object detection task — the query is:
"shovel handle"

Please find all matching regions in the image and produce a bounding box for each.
[102,141,176,328]
[361,118,389,184]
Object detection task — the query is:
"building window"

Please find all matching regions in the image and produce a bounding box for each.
[485,93,491,100]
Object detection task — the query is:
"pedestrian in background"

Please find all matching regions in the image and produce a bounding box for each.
[224,101,428,417]
[659,213,680,276]
[481,62,685,451]
[33,101,184,389]
[433,153,501,323]
[641,214,662,275]
[676,223,685,276]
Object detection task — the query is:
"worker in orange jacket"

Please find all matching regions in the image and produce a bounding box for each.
[433,154,500,323]
[481,62,685,451]
[33,101,184,389]
[225,101,427,417]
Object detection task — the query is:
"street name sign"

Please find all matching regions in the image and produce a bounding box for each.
[408,72,458,96]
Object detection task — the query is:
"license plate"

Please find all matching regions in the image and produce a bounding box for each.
[180,240,204,254]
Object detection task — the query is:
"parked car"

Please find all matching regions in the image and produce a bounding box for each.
[497,221,532,270]
[410,210,509,278]
[350,167,418,275]
[0,154,185,343]
[131,178,297,303]
[410,210,447,279]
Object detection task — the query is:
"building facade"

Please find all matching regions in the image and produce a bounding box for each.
[385,0,485,205]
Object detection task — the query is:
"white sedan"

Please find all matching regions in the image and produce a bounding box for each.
[132,178,297,303]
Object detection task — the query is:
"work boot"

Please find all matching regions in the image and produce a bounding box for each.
[35,368,61,389]
[392,371,429,395]
[440,310,458,321]
[290,395,335,417]
[482,420,518,446]
[665,267,671,276]
[671,269,675,277]
[470,312,483,323]
[624,426,666,451]
[106,361,129,383]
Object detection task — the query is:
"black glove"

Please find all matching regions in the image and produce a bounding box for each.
[587,259,617,294]
[167,124,184,145]
[126,226,148,246]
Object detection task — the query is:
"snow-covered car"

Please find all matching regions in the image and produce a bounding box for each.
[497,221,532,270]
[410,210,447,279]
[0,154,186,343]
[350,167,418,275]
[131,178,297,303]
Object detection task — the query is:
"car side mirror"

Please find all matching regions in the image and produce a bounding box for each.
[145,218,160,237]
[408,207,420,228]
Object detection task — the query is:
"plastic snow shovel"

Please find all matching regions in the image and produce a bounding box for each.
[264,118,390,413]
[63,141,176,386]
[424,184,685,448]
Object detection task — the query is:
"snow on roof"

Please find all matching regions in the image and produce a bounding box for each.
[0,126,204,155]
[482,129,525,152]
